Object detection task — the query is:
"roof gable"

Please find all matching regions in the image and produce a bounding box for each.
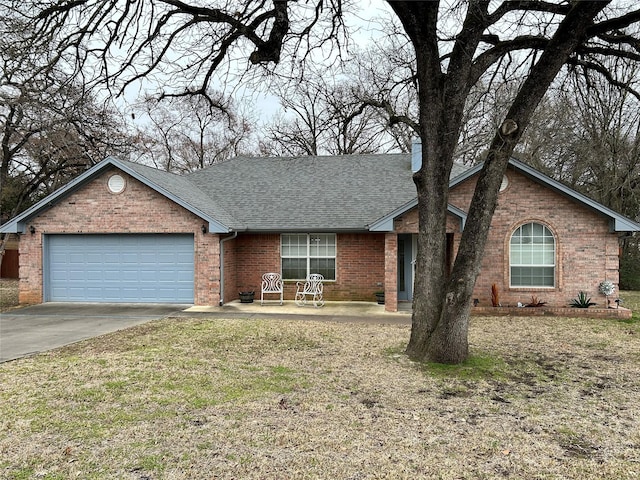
[449,158,640,232]
[0,157,232,234]
[3,153,638,235]
[368,199,467,232]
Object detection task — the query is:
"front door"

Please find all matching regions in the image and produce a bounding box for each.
[398,233,453,302]
[397,234,417,301]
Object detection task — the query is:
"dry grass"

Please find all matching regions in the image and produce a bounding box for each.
[620,290,640,316]
[1,312,639,480]
[0,279,19,312]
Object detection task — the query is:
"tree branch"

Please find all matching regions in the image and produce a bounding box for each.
[488,1,571,24]
[567,56,640,101]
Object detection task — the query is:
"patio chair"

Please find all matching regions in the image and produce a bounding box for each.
[261,272,283,305]
[294,273,325,307]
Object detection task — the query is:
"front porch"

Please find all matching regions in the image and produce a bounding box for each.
[187,299,632,321]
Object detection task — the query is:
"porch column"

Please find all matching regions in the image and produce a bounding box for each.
[384,233,398,312]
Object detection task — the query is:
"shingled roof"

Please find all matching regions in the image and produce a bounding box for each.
[187,153,431,231]
[4,152,637,235]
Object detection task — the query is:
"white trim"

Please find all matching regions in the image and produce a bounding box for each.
[281,233,336,281]
[509,222,556,288]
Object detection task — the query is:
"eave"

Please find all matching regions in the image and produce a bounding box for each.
[449,158,640,233]
[368,199,467,232]
[0,157,231,234]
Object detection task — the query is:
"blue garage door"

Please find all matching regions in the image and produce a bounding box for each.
[46,234,194,303]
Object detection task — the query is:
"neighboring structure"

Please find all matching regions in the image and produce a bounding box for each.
[0,234,19,278]
[2,142,639,312]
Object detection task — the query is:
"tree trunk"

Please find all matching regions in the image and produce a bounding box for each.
[401,1,611,364]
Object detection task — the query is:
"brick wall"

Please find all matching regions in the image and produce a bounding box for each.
[221,235,238,304]
[16,163,622,310]
[18,168,220,305]
[234,232,385,302]
[449,168,620,308]
[384,233,398,312]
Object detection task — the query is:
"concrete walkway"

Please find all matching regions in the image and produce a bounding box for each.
[180,300,412,324]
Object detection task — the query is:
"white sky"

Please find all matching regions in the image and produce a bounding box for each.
[114,0,394,125]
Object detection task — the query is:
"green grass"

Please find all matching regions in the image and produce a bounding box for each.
[422,353,509,381]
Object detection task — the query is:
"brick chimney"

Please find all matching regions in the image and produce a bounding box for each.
[411,138,422,173]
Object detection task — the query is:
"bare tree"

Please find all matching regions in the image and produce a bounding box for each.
[134,92,257,173]
[513,58,640,219]
[515,59,640,291]
[0,11,133,270]
[13,0,640,363]
[262,70,409,156]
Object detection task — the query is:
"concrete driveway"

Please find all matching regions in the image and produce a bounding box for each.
[0,303,188,363]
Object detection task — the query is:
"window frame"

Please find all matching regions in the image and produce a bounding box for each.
[509,222,556,288]
[281,233,336,281]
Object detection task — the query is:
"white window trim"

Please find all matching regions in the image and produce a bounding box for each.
[509,222,556,288]
[281,233,336,281]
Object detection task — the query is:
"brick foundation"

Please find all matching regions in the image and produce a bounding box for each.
[472,306,632,319]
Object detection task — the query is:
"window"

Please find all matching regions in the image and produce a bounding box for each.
[281,234,336,280]
[510,222,555,287]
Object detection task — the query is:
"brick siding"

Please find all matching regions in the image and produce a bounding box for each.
[18,169,220,305]
[450,168,619,308]
[15,164,623,311]
[233,233,386,302]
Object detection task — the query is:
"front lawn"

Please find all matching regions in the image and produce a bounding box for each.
[1,314,639,479]
[620,290,640,317]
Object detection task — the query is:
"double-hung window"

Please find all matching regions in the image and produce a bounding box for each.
[281,234,336,280]
[510,222,555,287]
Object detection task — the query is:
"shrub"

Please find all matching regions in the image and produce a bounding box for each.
[525,295,547,307]
[570,291,597,308]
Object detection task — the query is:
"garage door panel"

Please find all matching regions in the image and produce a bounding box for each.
[46,234,195,303]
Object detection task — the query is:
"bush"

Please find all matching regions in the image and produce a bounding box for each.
[570,291,597,308]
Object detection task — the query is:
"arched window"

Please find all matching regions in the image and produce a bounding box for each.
[510,222,555,287]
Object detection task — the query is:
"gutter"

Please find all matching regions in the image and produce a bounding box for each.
[218,231,238,305]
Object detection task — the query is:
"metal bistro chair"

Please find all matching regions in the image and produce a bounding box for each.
[294,273,325,308]
[261,272,283,305]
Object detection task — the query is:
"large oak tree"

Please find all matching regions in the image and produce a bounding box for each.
[11,0,640,363]
[0,11,132,270]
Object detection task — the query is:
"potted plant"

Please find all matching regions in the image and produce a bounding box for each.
[238,290,255,303]
[374,291,385,305]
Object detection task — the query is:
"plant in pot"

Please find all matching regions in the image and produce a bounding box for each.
[374,291,385,305]
[238,289,255,303]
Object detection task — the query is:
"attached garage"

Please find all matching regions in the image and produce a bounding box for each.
[45,234,195,303]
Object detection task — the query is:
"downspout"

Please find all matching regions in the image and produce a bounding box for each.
[219,231,237,306]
